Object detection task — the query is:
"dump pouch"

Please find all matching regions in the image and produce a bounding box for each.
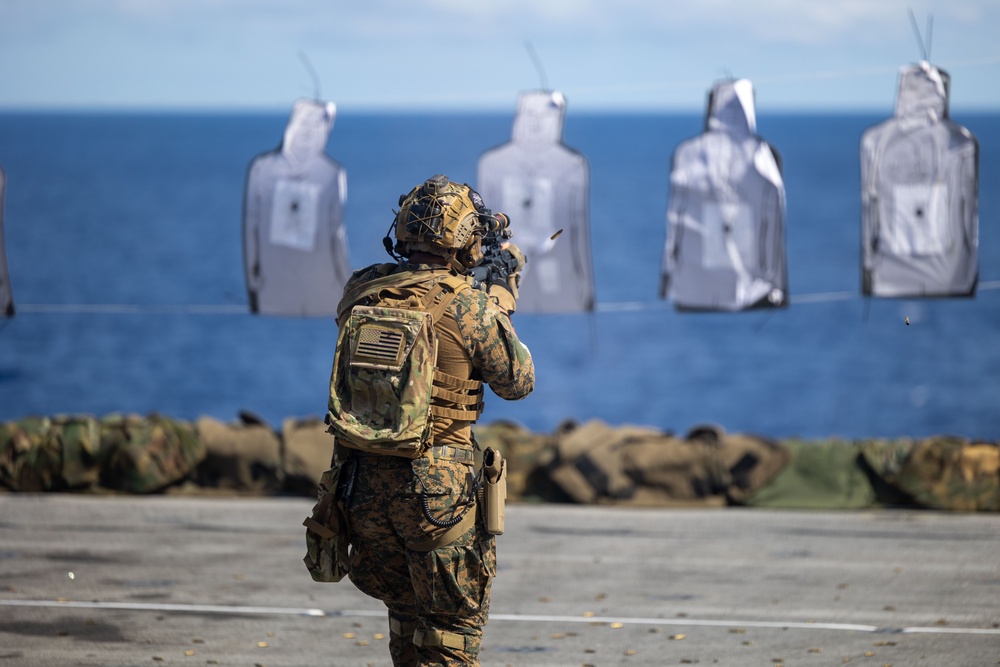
[482,447,507,535]
[303,465,350,583]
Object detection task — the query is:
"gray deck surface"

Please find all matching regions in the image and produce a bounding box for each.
[1,494,998,666]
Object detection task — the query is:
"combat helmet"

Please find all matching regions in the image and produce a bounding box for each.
[392,174,489,271]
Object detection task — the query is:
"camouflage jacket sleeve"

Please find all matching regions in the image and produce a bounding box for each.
[453,288,534,401]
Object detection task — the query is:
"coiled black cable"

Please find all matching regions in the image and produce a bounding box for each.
[419,469,482,528]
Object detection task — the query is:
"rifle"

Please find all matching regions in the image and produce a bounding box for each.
[469,212,521,296]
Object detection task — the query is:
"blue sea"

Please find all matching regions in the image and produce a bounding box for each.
[0,111,997,441]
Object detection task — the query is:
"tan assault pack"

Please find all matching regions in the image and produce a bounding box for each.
[326,271,483,458]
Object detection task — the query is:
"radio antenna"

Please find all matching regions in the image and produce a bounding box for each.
[524,41,549,90]
[907,9,932,61]
[298,51,322,99]
[925,14,933,61]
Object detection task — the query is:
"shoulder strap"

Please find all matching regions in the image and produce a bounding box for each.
[337,272,423,322]
[338,270,471,322]
[422,282,457,323]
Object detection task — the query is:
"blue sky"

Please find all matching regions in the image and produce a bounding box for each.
[1,0,998,113]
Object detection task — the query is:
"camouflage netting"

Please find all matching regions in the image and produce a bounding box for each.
[1,414,997,511]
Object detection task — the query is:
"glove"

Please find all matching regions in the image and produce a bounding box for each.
[503,242,526,274]
[481,242,525,314]
[501,242,525,302]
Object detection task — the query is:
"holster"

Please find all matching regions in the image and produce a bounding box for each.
[481,447,507,535]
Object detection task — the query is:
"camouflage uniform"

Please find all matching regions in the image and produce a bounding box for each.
[336,261,534,666]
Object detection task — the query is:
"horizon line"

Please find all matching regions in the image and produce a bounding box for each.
[2,103,999,116]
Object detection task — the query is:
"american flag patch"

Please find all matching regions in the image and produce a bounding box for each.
[355,325,404,365]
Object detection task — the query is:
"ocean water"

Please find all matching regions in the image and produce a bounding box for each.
[0,110,997,440]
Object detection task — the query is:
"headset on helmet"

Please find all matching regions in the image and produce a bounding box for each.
[387,174,491,271]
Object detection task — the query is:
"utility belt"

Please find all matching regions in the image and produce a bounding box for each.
[348,444,476,466]
[344,443,506,539]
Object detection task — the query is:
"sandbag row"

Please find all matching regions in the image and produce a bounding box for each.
[0,412,331,496]
[2,414,997,511]
[475,420,1000,512]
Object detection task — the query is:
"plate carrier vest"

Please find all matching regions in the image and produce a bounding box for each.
[327,269,484,458]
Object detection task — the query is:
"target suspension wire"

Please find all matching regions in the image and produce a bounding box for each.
[11,281,999,316]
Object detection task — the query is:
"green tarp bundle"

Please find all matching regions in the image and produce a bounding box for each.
[743,436,1000,512]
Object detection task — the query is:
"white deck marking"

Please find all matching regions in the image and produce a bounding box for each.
[3,599,998,636]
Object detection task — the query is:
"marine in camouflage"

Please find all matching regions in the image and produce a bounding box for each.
[330,257,534,666]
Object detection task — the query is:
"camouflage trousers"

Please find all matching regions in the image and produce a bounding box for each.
[345,452,496,667]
